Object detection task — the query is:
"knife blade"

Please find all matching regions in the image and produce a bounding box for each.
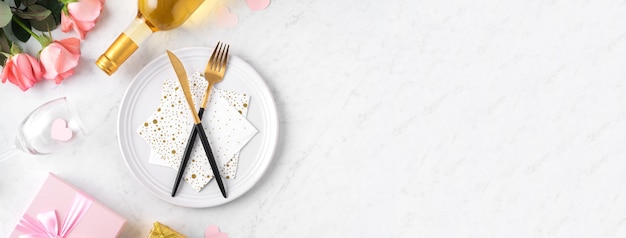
[167,51,201,124]
[166,50,227,198]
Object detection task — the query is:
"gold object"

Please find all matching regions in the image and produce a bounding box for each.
[148,222,186,238]
[138,0,205,31]
[166,49,229,198]
[200,42,230,109]
[166,50,201,123]
[95,33,138,75]
[97,0,206,75]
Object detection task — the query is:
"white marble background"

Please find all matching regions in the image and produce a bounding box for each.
[2,0,626,237]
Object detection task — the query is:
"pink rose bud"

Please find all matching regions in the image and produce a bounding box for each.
[0,53,43,91]
[40,38,81,84]
[61,0,105,39]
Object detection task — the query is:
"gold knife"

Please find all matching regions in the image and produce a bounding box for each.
[166,50,227,198]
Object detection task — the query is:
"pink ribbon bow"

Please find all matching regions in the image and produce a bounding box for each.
[16,194,93,238]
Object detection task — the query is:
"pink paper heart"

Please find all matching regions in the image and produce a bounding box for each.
[216,6,238,28]
[50,118,72,141]
[246,0,270,11]
[205,225,228,238]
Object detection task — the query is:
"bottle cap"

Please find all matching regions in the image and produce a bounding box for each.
[96,33,139,75]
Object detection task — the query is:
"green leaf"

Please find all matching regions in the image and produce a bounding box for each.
[11,16,32,42]
[36,0,63,25]
[0,30,8,67]
[22,0,38,6]
[0,29,10,54]
[16,5,51,21]
[30,13,56,31]
[0,2,13,28]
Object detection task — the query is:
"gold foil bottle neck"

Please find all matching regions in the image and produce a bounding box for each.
[97,0,206,75]
[96,33,138,75]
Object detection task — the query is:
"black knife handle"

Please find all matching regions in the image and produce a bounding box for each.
[171,124,198,197]
[171,108,204,197]
[196,123,227,198]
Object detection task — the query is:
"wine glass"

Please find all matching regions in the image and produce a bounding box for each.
[0,97,86,159]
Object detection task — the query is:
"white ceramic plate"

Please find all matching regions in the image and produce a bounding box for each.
[118,47,278,208]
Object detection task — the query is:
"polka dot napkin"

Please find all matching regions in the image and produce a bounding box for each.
[138,72,258,192]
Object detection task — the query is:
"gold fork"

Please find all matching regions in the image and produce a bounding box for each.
[171,42,230,197]
[198,42,229,117]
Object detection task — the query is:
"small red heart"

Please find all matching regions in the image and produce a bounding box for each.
[216,6,238,28]
[50,118,72,142]
[246,0,270,11]
[205,225,228,238]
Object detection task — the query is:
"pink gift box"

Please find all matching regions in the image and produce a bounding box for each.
[10,173,127,237]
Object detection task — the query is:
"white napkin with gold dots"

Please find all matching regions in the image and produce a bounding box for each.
[137,72,257,192]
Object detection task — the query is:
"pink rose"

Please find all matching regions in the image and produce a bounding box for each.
[40,38,81,84]
[1,53,43,91]
[61,0,105,39]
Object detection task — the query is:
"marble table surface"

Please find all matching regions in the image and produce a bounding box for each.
[3,0,626,237]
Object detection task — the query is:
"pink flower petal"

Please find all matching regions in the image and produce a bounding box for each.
[67,0,102,21]
[57,38,81,55]
[61,12,72,33]
[40,39,81,83]
[12,55,37,91]
[0,60,11,83]
[62,0,103,39]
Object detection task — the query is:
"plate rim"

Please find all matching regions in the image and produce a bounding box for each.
[117,47,279,208]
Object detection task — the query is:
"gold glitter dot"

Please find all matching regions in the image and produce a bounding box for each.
[157,108,161,112]
[164,95,167,99]
[175,87,179,91]
[226,176,230,179]
[238,110,242,114]
[172,137,175,141]
[172,150,176,154]
[152,119,158,124]
[144,122,148,127]
[191,174,196,178]
[243,103,248,108]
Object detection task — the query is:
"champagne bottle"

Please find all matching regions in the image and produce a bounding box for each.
[96,0,205,75]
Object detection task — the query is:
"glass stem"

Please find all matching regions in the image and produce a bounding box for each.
[0,144,16,162]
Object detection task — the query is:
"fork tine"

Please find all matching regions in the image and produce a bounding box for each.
[215,43,223,71]
[215,43,226,71]
[217,44,226,72]
[220,44,229,73]
[208,42,221,70]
